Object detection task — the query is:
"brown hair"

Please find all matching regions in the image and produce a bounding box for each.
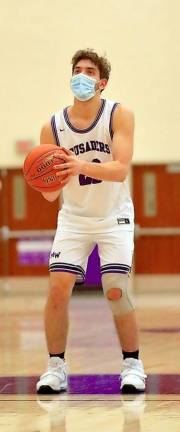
[71,48,111,80]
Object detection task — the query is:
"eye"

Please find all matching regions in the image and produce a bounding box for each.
[89,70,95,76]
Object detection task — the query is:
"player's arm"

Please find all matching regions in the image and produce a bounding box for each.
[40,123,63,202]
[54,105,134,182]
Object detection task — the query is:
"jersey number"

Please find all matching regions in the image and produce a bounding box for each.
[79,159,102,186]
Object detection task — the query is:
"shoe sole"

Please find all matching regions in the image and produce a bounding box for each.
[37,385,67,394]
[121,384,145,394]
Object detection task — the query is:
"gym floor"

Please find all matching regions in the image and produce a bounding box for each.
[0,278,180,431]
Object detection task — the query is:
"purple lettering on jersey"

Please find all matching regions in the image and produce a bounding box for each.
[73,145,79,156]
[79,174,93,185]
[90,140,97,150]
[79,143,85,153]
[79,159,102,186]
[70,141,110,155]
[85,142,91,152]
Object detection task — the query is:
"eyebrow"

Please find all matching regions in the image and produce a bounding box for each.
[74,66,97,72]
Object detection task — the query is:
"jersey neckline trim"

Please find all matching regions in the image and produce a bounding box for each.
[109,103,119,139]
[63,99,106,133]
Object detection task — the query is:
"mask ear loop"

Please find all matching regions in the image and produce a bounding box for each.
[95,80,104,95]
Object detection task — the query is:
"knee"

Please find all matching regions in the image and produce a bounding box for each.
[106,288,122,301]
[49,284,71,308]
[102,273,135,316]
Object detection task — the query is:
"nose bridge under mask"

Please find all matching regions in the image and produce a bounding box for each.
[72,72,96,86]
[70,73,98,101]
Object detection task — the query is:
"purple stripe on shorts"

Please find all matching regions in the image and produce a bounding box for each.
[101,264,130,270]
[101,269,129,275]
[101,264,131,274]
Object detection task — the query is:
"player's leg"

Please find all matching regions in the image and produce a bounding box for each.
[104,274,139,351]
[98,230,146,393]
[36,271,76,394]
[45,272,75,355]
[37,229,94,394]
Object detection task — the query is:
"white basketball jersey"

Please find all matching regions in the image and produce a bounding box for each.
[51,99,134,223]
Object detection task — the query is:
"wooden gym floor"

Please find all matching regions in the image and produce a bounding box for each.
[0,277,180,431]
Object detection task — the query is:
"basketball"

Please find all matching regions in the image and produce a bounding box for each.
[23,144,68,192]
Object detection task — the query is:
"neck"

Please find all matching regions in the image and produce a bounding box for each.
[71,94,102,119]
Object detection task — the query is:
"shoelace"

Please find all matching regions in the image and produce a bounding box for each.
[121,360,147,378]
[41,362,66,380]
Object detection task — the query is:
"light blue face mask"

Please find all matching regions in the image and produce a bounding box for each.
[70,73,98,101]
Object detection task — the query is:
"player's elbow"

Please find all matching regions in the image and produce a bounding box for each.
[117,163,129,182]
[119,170,128,182]
[41,191,60,202]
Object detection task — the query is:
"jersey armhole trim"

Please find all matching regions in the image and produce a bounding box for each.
[51,115,60,146]
[109,103,119,139]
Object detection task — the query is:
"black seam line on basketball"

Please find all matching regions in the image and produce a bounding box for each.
[25,152,65,179]
[51,115,60,146]
[24,149,57,176]
[28,170,61,182]
[27,166,66,182]
[63,99,106,134]
[24,148,60,177]
[109,103,120,139]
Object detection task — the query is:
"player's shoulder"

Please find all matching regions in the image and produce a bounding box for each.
[41,121,51,132]
[40,120,56,145]
[106,99,134,117]
[114,102,134,117]
[41,107,63,130]
[112,103,134,125]
[110,102,134,133]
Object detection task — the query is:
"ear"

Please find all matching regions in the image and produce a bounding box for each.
[99,78,108,91]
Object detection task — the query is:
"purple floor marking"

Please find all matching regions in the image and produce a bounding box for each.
[0,374,180,394]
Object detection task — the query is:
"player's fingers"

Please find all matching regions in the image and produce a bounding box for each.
[57,153,70,161]
[53,153,66,161]
[60,176,71,186]
[62,148,73,156]
[53,163,69,170]
[56,169,71,177]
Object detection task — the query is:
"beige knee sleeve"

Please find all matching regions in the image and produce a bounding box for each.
[102,273,135,316]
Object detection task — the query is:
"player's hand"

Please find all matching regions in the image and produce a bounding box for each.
[60,174,71,187]
[53,148,85,177]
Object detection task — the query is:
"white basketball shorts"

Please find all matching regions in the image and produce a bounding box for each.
[49,214,134,283]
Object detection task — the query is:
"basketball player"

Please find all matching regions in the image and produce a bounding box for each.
[36,49,147,394]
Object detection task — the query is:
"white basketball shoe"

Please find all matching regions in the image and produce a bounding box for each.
[120,358,147,393]
[36,357,68,394]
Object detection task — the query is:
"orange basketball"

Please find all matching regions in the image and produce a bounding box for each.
[23,144,68,192]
